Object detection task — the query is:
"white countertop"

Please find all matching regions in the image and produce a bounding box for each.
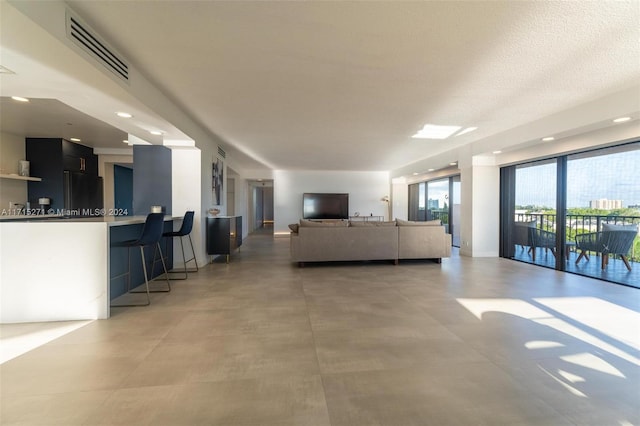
[0,215,182,226]
[0,214,63,221]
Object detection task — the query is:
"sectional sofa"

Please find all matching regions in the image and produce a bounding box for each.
[289,219,452,266]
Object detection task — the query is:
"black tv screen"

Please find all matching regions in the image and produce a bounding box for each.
[303,193,349,220]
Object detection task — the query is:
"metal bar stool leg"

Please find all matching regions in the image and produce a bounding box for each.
[111,245,150,307]
[188,234,199,273]
[135,242,171,292]
[139,246,151,305]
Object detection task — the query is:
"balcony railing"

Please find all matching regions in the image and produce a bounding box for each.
[515,213,640,263]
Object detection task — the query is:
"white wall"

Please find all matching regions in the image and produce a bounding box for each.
[391,179,408,221]
[171,148,204,267]
[457,152,500,257]
[0,132,28,210]
[273,170,390,233]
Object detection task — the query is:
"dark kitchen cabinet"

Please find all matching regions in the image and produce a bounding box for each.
[26,138,101,211]
[62,140,98,175]
[206,216,242,262]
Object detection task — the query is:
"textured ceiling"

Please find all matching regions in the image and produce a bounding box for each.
[20,1,640,170]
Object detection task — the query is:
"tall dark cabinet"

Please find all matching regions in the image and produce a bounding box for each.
[26,138,102,213]
[206,216,243,262]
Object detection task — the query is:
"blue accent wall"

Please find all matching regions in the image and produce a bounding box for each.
[114,165,133,215]
[133,145,172,215]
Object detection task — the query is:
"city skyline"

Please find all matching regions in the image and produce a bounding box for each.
[516,148,640,209]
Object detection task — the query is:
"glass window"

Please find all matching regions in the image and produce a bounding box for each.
[567,143,640,286]
[427,179,449,231]
[513,159,557,269]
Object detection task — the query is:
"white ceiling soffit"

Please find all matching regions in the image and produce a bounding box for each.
[0,2,192,150]
[10,1,640,172]
[0,97,128,149]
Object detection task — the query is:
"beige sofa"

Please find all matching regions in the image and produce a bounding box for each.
[290,219,451,266]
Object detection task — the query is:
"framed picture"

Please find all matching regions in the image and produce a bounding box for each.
[212,157,224,205]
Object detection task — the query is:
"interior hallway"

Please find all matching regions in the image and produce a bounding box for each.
[1,233,638,425]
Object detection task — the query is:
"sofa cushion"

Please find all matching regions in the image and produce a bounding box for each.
[350,221,397,227]
[288,223,299,233]
[299,219,349,227]
[396,219,441,226]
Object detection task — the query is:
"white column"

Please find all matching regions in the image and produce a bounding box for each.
[171,148,204,267]
[459,155,500,257]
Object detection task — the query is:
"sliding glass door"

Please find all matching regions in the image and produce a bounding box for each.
[513,159,558,269]
[566,144,639,285]
[427,179,449,231]
[501,141,640,287]
[408,175,460,247]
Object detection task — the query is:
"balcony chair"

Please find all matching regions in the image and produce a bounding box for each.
[575,224,637,271]
[529,228,557,262]
[513,220,536,255]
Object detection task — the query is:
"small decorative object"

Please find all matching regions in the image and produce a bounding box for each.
[208,208,220,217]
[19,160,30,177]
[354,212,360,217]
[150,205,163,213]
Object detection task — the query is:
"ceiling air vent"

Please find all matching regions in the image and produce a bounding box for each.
[66,9,129,83]
[218,146,226,158]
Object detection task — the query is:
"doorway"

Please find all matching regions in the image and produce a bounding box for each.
[249,180,273,235]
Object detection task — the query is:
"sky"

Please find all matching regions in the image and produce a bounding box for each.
[515,148,640,209]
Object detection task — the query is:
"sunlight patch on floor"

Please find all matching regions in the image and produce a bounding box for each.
[525,340,565,350]
[457,297,640,367]
[0,320,93,364]
[534,297,640,350]
[560,353,625,378]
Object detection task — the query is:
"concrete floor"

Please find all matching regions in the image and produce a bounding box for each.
[1,233,639,425]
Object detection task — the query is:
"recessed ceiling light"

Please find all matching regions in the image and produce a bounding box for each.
[493,150,502,154]
[613,116,631,123]
[412,172,419,176]
[70,138,81,142]
[428,168,435,172]
[11,96,29,102]
[455,127,478,137]
[150,130,163,136]
[542,136,555,142]
[116,112,133,118]
[449,162,457,166]
[412,124,462,139]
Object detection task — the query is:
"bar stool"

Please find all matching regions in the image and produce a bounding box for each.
[161,210,198,280]
[111,213,171,307]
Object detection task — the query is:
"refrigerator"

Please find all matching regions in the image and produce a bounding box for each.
[64,171,104,216]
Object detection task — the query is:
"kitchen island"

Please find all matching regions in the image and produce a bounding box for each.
[0,215,181,323]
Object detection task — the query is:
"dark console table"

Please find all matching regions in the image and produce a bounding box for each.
[206,215,242,262]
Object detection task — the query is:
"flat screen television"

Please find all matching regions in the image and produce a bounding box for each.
[303,193,349,220]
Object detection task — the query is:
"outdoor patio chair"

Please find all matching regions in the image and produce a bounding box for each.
[575,224,637,271]
[513,221,536,255]
[530,228,557,262]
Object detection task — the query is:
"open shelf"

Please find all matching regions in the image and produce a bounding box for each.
[0,173,42,182]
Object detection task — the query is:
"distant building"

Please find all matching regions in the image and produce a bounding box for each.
[589,199,622,210]
[427,199,439,209]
